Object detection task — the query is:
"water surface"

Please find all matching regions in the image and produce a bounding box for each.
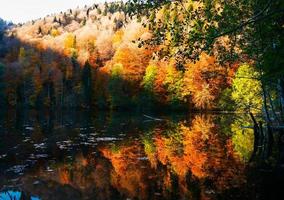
[0,110,281,199]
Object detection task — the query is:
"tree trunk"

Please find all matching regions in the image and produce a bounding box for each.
[278,78,284,121]
[261,83,271,123]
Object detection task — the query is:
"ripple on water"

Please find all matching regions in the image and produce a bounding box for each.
[34,143,46,150]
[96,137,122,142]
[25,126,34,131]
[56,140,73,150]
[6,164,28,174]
[0,154,7,159]
[29,154,48,159]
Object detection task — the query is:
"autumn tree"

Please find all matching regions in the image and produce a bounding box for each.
[18,47,35,106]
[135,0,284,119]
[111,43,152,107]
[183,54,226,109]
[50,28,60,37]
[64,33,77,58]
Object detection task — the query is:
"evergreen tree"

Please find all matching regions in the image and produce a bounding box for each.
[53,16,57,23]
[37,26,42,34]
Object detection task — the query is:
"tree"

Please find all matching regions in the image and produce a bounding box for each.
[141,64,157,108]
[82,17,87,26]
[81,61,92,108]
[64,33,77,57]
[112,44,151,82]
[108,63,126,109]
[50,28,60,37]
[163,62,184,107]
[231,64,263,112]
[111,43,152,105]
[152,62,168,105]
[142,64,157,93]
[43,70,56,107]
[137,0,283,64]
[135,0,284,118]
[37,26,42,35]
[18,47,34,106]
[182,54,226,109]
[53,16,58,23]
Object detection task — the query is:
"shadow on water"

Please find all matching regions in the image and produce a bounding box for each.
[0,109,284,200]
[248,113,284,200]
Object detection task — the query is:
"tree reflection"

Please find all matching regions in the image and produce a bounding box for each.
[231,115,254,161]
[100,142,150,199]
[0,113,255,200]
[98,115,248,199]
[146,115,247,199]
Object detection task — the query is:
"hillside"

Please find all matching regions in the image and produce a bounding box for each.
[0,0,281,114]
[0,2,155,109]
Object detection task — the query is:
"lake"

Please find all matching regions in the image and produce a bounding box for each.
[0,109,283,200]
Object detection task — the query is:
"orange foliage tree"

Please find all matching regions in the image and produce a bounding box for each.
[183,54,227,109]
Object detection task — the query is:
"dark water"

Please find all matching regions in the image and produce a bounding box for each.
[0,109,282,200]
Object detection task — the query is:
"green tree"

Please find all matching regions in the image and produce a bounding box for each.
[142,64,157,93]
[108,63,126,109]
[141,64,157,109]
[82,61,92,108]
[231,64,263,112]
[217,88,236,111]
[164,64,184,108]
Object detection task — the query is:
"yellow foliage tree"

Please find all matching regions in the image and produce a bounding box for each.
[232,64,263,112]
[51,28,60,37]
[64,33,77,57]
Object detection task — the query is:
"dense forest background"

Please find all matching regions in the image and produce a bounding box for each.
[0,0,283,120]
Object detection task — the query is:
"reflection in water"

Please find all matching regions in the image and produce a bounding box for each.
[0,109,279,200]
[231,116,254,161]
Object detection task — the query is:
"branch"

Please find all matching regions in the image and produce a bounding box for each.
[232,76,261,80]
[211,9,284,40]
[143,114,164,121]
[249,112,259,128]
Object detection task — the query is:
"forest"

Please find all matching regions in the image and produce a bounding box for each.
[0,0,281,117]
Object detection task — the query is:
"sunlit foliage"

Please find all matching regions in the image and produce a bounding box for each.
[164,61,184,106]
[1,0,278,114]
[232,64,263,112]
[183,54,226,109]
